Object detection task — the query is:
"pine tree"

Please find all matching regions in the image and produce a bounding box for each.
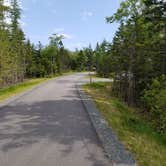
[10,0,25,83]
[0,0,11,87]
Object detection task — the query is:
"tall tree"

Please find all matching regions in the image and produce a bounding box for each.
[10,0,25,82]
[0,0,11,87]
[103,0,166,132]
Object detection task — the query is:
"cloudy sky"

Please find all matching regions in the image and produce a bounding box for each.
[18,0,122,50]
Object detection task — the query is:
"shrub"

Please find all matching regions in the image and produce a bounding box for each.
[142,75,166,133]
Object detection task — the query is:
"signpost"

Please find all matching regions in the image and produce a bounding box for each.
[89,71,92,84]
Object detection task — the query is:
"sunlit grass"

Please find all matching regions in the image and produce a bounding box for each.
[83,82,166,166]
[0,78,51,102]
[0,71,76,103]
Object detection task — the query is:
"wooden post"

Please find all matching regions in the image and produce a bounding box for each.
[89,71,92,84]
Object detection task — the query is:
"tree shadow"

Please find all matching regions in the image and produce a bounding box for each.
[0,97,111,165]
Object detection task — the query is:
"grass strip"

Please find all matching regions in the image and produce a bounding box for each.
[83,82,166,166]
[0,78,51,102]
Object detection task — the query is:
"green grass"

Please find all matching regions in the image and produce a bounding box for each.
[83,82,166,166]
[0,78,51,102]
[0,71,77,103]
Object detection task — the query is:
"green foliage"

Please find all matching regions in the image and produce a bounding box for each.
[0,0,26,87]
[0,2,77,86]
[94,40,112,77]
[104,0,166,105]
[142,75,166,133]
[69,46,95,71]
[76,50,87,71]
[0,0,95,86]
[27,38,74,78]
[84,82,166,166]
[0,0,165,136]
[92,0,166,134]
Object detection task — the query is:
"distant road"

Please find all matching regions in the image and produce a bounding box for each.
[0,73,111,166]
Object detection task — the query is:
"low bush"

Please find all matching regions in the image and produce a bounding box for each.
[142,75,166,133]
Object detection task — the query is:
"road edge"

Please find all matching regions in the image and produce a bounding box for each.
[76,84,137,166]
[0,77,58,109]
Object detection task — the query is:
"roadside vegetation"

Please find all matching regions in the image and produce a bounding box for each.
[84,82,166,166]
[0,71,77,102]
[93,0,166,133]
[0,78,49,102]
[0,0,165,155]
[0,0,93,90]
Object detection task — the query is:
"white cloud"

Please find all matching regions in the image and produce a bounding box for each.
[59,33,73,39]
[81,10,94,21]
[52,28,74,40]
[53,27,65,33]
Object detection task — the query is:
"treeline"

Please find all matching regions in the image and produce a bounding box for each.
[93,0,166,133]
[71,46,94,71]
[0,0,165,132]
[0,0,93,88]
[0,0,26,87]
[26,38,94,78]
[0,0,71,88]
[25,35,73,78]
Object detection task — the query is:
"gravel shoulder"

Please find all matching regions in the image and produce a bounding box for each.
[76,82,137,166]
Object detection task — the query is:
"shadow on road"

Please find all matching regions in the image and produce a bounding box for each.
[0,97,109,166]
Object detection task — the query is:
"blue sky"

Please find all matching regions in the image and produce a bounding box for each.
[20,0,122,50]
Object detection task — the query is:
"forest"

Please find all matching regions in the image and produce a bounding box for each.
[0,0,166,133]
[94,0,166,133]
[0,0,93,88]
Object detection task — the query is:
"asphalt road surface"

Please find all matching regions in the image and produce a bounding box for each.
[0,73,111,166]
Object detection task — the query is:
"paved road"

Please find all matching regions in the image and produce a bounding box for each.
[0,73,111,166]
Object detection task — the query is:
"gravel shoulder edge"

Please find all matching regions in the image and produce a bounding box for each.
[76,84,138,166]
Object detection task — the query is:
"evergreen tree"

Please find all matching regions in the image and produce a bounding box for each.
[103,0,166,132]
[10,0,25,82]
[0,0,11,87]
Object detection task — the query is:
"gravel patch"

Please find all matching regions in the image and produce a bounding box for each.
[76,84,138,166]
